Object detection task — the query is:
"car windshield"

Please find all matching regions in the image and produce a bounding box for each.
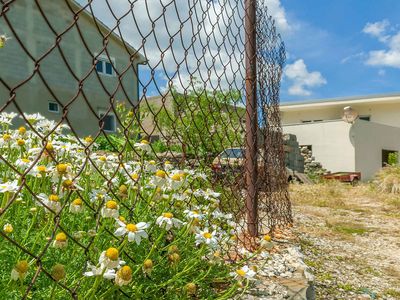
[220,148,244,158]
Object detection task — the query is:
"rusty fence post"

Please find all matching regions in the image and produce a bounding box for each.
[244,0,258,237]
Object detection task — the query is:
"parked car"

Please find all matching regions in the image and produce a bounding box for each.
[211,147,294,182]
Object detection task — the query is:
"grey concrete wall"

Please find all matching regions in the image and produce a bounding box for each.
[353,120,400,180]
[0,0,141,136]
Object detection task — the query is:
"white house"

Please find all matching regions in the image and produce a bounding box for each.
[280,93,400,180]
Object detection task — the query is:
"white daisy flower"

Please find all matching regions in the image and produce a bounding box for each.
[21,113,46,124]
[101,200,119,218]
[134,140,151,153]
[156,212,184,230]
[53,232,68,249]
[99,247,125,269]
[83,262,116,279]
[89,189,111,203]
[0,112,17,125]
[11,260,29,281]
[115,266,133,286]
[36,193,62,213]
[69,198,84,213]
[114,220,149,245]
[184,209,204,220]
[230,265,256,280]
[195,228,218,248]
[0,180,19,193]
[152,170,167,187]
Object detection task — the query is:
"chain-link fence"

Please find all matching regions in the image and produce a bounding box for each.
[0,0,291,298]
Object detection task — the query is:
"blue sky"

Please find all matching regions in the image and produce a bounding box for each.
[280,0,400,102]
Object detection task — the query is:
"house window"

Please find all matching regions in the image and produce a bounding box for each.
[95,55,115,76]
[48,102,59,113]
[99,110,116,132]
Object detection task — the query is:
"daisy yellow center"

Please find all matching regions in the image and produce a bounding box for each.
[99,156,107,162]
[3,134,11,141]
[72,198,82,206]
[236,269,246,277]
[118,265,132,281]
[4,224,13,233]
[119,185,128,194]
[18,126,26,134]
[49,194,59,202]
[84,136,93,143]
[119,216,126,223]
[17,139,25,146]
[37,165,46,172]
[165,160,171,165]
[163,212,173,219]
[149,160,156,165]
[15,261,29,273]
[140,140,149,145]
[55,232,67,242]
[203,232,212,239]
[56,164,68,173]
[155,170,166,178]
[131,173,139,180]
[171,173,182,181]
[126,223,138,232]
[46,143,54,151]
[263,235,271,242]
[105,247,119,261]
[105,200,118,209]
[62,179,73,187]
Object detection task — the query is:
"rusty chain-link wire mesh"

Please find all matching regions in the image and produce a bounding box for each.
[0,0,291,298]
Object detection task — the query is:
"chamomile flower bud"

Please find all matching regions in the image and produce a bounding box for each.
[186,282,197,295]
[11,260,29,281]
[119,184,128,195]
[17,139,25,146]
[51,264,66,281]
[53,232,68,249]
[168,253,180,265]
[115,266,132,286]
[3,223,13,233]
[143,259,153,275]
[168,245,179,254]
[2,133,11,141]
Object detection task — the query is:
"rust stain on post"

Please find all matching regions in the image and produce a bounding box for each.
[245,0,258,237]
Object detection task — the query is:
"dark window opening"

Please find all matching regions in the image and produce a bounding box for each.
[359,115,370,121]
[48,102,59,113]
[100,113,116,132]
[382,149,398,167]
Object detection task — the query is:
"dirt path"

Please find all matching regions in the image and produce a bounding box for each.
[291,183,400,299]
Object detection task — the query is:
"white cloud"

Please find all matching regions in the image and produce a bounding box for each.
[363,19,390,42]
[364,20,400,68]
[284,59,326,96]
[265,0,291,32]
[76,0,290,93]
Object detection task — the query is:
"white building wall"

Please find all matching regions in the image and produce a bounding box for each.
[353,121,400,180]
[283,121,355,174]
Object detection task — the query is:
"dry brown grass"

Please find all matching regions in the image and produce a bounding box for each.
[289,180,349,209]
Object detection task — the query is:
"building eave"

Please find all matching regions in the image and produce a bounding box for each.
[281,93,400,111]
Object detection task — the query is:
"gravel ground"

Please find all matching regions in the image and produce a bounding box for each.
[292,184,400,300]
